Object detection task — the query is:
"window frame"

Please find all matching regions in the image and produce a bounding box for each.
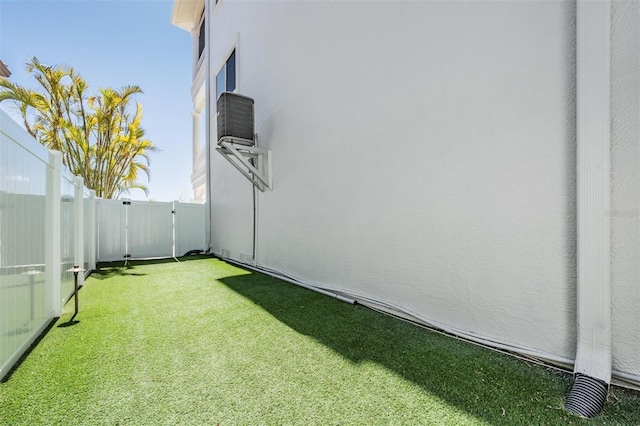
[195,10,206,72]
[216,48,237,100]
[197,12,205,62]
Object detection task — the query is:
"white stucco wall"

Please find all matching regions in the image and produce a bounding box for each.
[610,0,640,379]
[209,0,580,363]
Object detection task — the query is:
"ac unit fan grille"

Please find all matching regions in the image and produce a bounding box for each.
[217,92,255,144]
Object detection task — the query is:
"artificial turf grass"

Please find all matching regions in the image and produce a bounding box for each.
[0,256,637,425]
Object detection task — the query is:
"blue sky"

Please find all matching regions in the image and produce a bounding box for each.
[0,0,194,202]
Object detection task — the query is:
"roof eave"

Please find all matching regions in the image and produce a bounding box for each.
[0,61,10,78]
[171,0,204,32]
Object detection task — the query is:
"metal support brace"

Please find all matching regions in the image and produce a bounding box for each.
[216,137,272,191]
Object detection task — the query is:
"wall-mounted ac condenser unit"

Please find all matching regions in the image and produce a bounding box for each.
[217,92,255,146]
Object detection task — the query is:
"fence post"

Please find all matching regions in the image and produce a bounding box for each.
[173,201,178,258]
[88,190,96,271]
[45,151,62,317]
[74,176,84,286]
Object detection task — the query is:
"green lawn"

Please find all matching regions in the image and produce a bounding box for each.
[1,256,638,425]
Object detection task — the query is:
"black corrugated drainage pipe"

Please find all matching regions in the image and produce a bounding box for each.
[564,374,609,418]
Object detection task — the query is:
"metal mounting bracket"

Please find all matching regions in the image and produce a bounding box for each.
[216,137,272,191]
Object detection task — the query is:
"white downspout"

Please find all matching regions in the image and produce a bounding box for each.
[566,0,612,418]
[253,134,259,267]
[204,0,212,252]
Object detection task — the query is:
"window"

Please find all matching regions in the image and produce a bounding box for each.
[216,49,236,99]
[197,13,205,62]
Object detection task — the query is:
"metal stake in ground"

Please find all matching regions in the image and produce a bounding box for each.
[66,266,86,321]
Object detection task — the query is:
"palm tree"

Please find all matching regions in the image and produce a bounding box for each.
[0,57,156,198]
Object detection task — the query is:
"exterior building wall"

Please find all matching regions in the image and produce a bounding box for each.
[208,1,578,362]
[191,73,206,203]
[172,0,207,203]
[171,0,640,384]
[610,0,640,378]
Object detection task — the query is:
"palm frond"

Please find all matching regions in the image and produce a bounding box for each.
[4,57,157,199]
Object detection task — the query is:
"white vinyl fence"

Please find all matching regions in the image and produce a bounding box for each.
[96,199,206,262]
[174,202,207,257]
[0,110,95,380]
[0,110,206,380]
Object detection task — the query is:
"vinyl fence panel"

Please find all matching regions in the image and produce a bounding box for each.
[0,110,52,379]
[96,199,126,262]
[1,111,96,380]
[96,200,206,262]
[174,202,206,257]
[127,200,173,259]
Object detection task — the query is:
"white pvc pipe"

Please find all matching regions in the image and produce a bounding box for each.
[353,295,576,369]
[253,135,259,267]
[218,256,640,390]
[204,0,212,252]
[610,371,640,391]
[221,255,579,366]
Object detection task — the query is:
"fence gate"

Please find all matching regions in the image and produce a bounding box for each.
[96,199,126,262]
[96,200,205,262]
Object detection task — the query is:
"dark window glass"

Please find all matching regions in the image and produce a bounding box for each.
[198,15,205,60]
[226,50,236,92]
[215,49,236,99]
[216,67,226,99]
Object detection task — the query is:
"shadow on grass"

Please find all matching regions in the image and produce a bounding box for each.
[57,320,80,328]
[219,271,639,425]
[92,254,213,280]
